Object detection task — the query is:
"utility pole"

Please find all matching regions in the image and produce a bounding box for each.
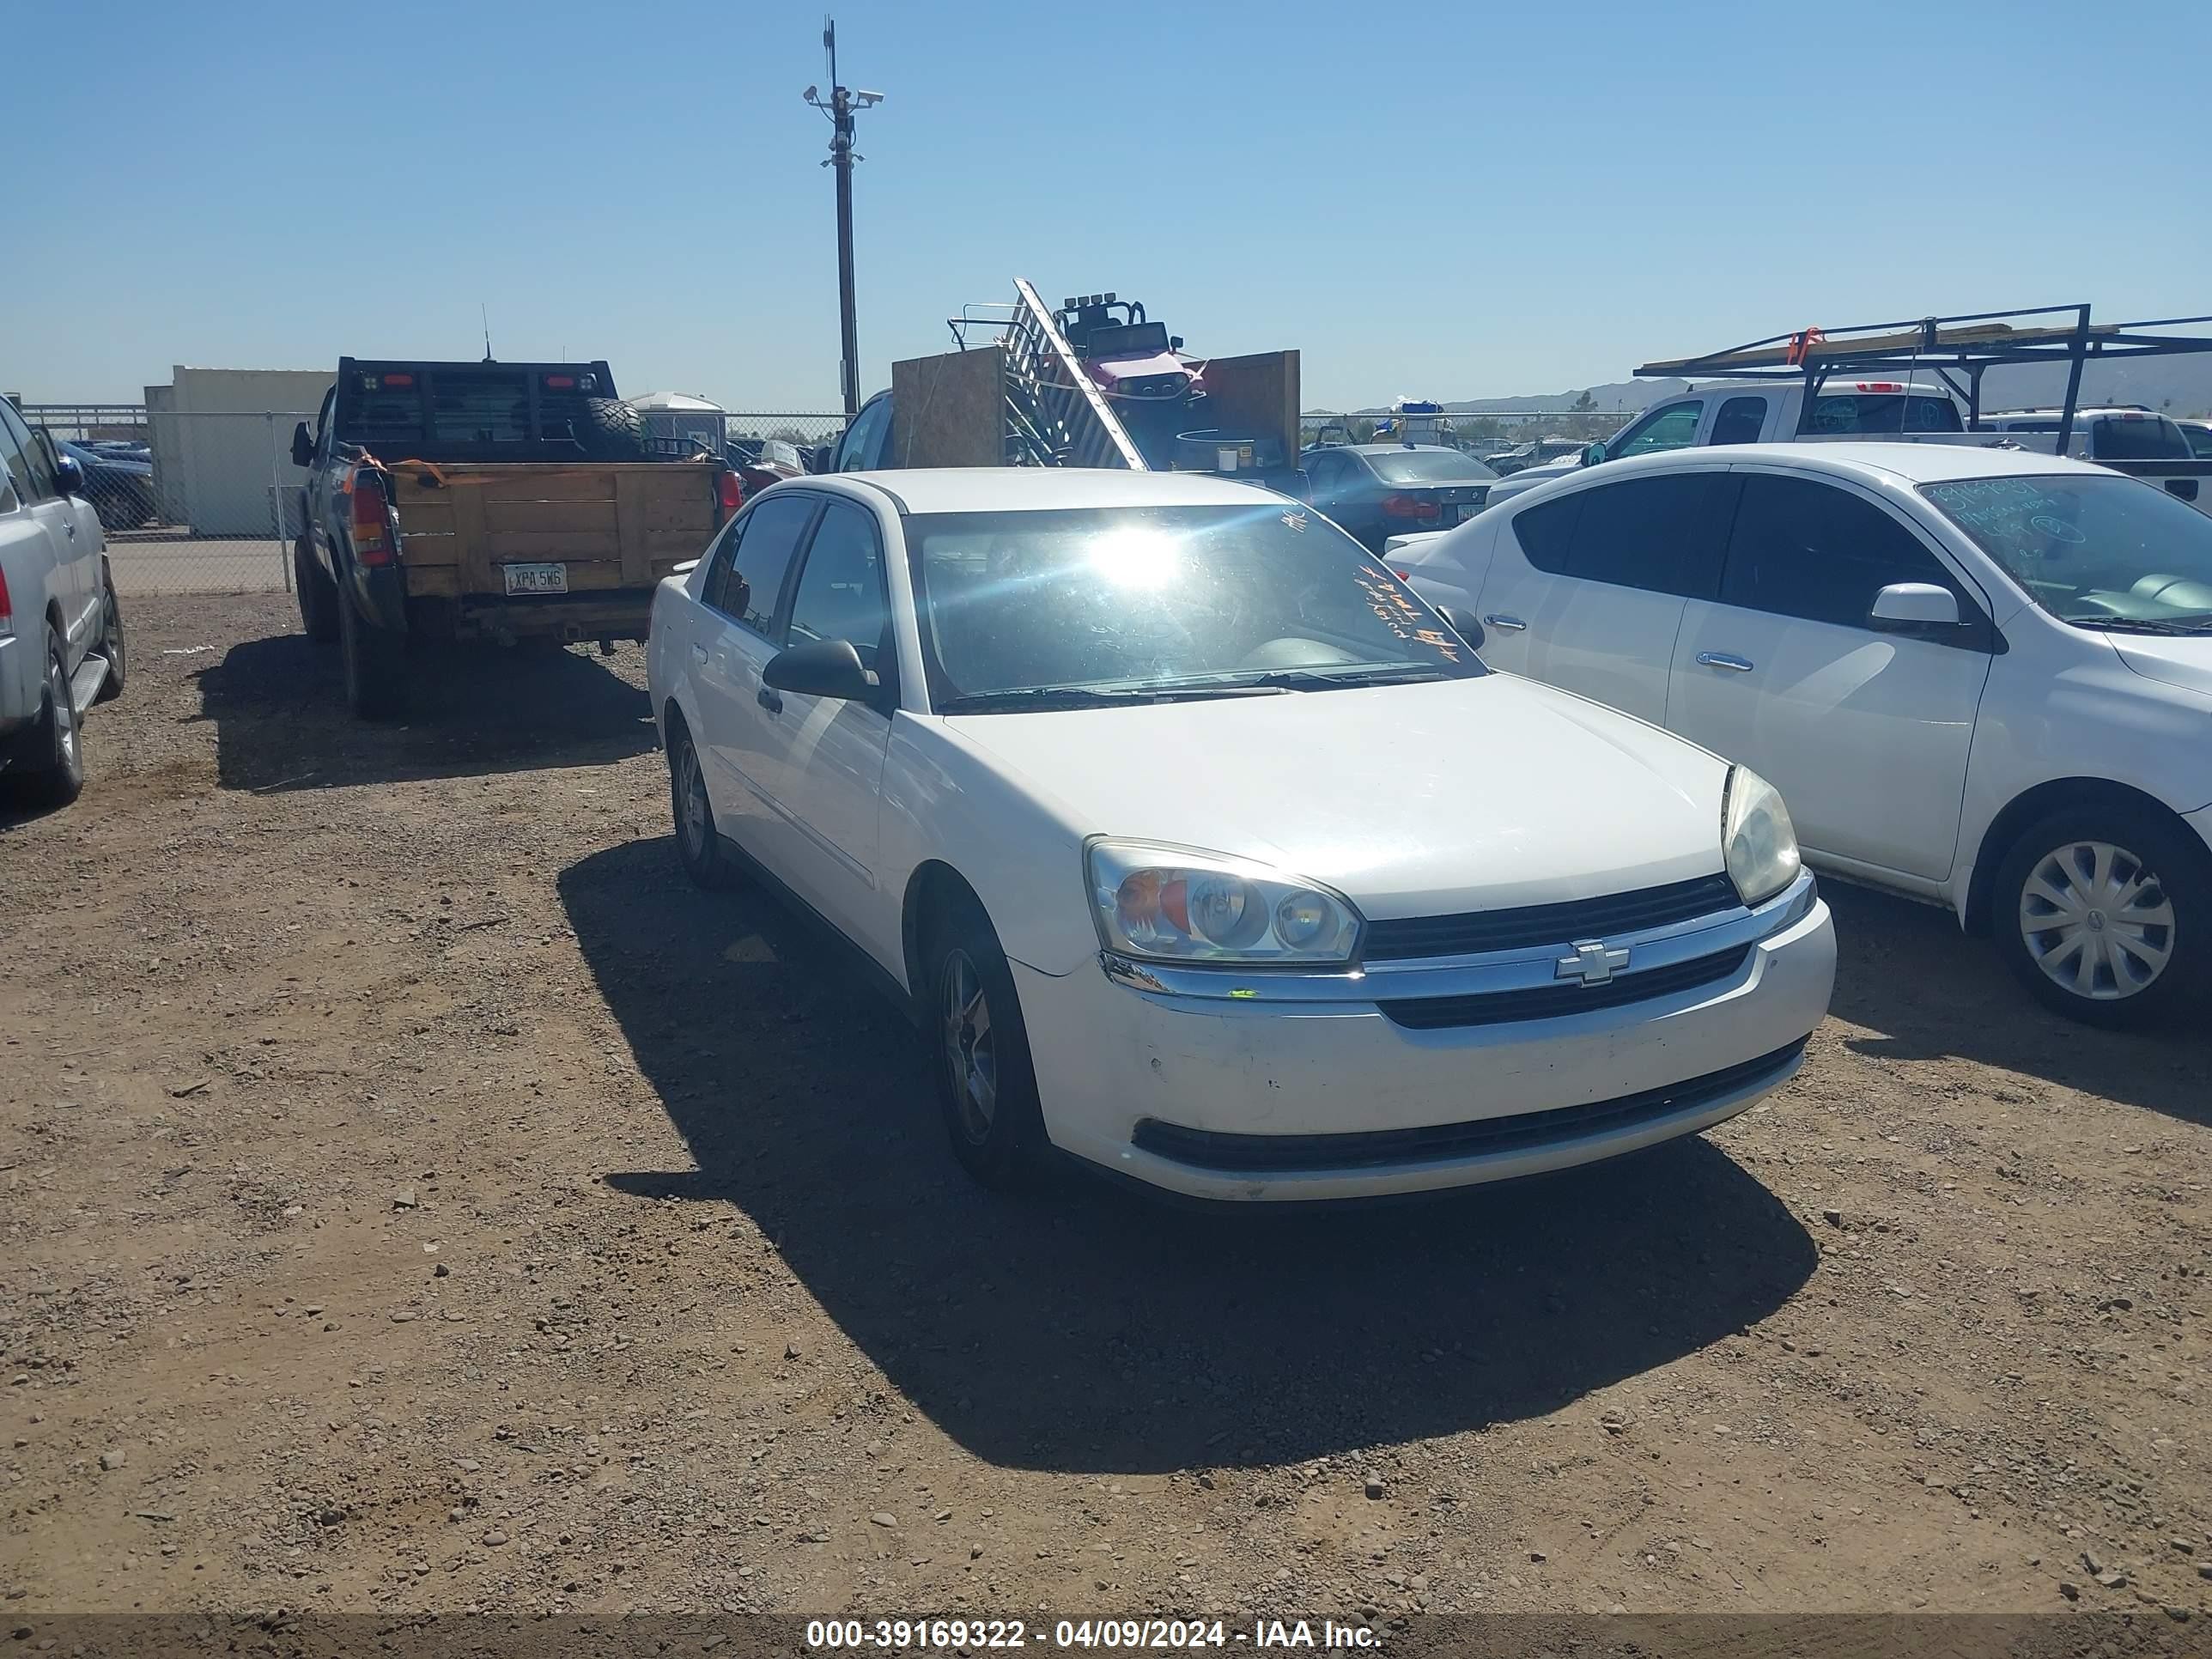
[805,18,882,419]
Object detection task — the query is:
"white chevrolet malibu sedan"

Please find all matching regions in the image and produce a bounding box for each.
[646,469,1834,1201]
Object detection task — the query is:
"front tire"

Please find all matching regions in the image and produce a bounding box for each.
[5,627,85,811]
[1992,805,2209,1028]
[667,720,739,890]
[337,574,407,720]
[924,895,1047,1191]
[94,578,126,702]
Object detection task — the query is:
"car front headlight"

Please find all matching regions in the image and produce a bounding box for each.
[1723,765,1802,907]
[1085,839,1364,966]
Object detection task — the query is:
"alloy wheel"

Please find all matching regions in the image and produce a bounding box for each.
[2019,839,2175,1001]
[940,948,997,1142]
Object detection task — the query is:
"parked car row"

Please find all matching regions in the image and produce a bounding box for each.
[643,434,2211,1200]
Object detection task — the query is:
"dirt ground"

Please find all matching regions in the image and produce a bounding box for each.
[3,592,2209,1626]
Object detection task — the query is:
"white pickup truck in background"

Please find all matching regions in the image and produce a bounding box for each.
[1973,406,2211,515]
[1482,378,1970,507]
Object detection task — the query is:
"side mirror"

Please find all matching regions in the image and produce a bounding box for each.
[52,452,86,496]
[763,636,879,702]
[291,422,316,468]
[1433,605,1486,651]
[1170,336,1184,351]
[1869,582,1960,629]
[1580,441,1607,467]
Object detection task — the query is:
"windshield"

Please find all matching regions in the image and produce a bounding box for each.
[903,503,1482,709]
[1923,474,2212,629]
[1367,450,1499,484]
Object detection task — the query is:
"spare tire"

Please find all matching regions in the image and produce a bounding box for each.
[577,398,646,461]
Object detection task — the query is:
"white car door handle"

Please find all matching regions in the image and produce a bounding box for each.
[1697,651,1755,672]
[690,642,709,666]
[64,520,76,539]
[1483,613,1528,632]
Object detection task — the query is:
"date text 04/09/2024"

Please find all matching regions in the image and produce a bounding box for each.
[803,1620,1380,1650]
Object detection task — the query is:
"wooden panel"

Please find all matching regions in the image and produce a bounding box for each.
[613,471,652,586]
[486,531,635,560]
[396,496,460,566]
[1200,350,1302,461]
[409,559,691,599]
[451,467,494,594]
[483,499,618,535]
[894,347,1006,468]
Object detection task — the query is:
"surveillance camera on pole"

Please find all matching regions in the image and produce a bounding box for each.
[805,18,882,420]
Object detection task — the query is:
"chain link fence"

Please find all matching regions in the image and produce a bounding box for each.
[17,403,852,599]
[23,404,312,597]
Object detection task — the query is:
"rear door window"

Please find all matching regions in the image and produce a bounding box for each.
[718,493,818,638]
[2089,416,2190,461]
[1563,472,1727,598]
[1710,397,1768,446]
[0,404,58,501]
[1721,473,1964,628]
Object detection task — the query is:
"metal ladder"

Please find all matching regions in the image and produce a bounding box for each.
[974,279,1151,470]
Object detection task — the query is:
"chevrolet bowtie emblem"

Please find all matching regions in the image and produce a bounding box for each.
[1556,939,1632,986]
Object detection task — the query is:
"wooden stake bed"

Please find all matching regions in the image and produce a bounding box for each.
[387,461,720,605]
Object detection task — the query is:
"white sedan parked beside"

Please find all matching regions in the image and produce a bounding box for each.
[1395,443,2212,1027]
[647,469,1834,1200]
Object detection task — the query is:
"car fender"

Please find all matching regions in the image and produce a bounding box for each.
[878,716,1103,984]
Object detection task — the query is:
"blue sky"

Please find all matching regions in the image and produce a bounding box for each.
[11,0,2209,413]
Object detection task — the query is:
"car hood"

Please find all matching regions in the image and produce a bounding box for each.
[940,674,1732,919]
[2109,634,2212,699]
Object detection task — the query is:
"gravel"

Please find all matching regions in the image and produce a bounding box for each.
[3,592,2210,1620]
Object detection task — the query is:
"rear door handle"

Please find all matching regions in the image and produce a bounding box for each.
[757,686,783,715]
[690,642,709,666]
[1483,613,1528,632]
[1697,651,1755,672]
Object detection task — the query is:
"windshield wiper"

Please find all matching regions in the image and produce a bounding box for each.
[2069,617,2212,635]
[1228,664,1455,690]
[933,684,1287,714]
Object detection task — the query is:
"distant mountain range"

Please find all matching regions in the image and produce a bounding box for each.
[1347,356,2212,421]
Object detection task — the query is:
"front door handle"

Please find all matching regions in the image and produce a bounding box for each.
[2166,478,2200,501]
[1696,651,1755,672]
[757,685,784,715]
[1483,612,1528,632]
[64,520,76,539]
[690,642,709,666]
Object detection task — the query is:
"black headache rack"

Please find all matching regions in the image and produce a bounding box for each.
[333,357,627,464]
[1634,305,2212,454]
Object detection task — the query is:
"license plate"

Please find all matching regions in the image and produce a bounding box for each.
[502,562,568,596]
[1455,503,1480,523]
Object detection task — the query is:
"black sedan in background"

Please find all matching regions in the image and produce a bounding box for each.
[1298,443,1498,552]
[55,438,158,531]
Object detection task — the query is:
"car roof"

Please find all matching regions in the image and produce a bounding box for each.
[1505,441,2108,504]
[1984,406,2169,419]
[819,466,1290,514]
[1674,377,1955,398]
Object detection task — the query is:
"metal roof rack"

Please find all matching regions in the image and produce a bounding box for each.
[1633,304,2212,452]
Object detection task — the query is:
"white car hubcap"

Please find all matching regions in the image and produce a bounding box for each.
[2019,839,2175,1001]
[678,744,709,856]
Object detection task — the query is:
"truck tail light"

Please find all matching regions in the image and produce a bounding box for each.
[1382,494,1441,521]
[351,471,394,566]
[716,471,744,522]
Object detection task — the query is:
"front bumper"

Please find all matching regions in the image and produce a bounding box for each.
[1012,875,1834,1201]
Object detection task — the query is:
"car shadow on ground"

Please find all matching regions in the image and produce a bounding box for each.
[193,631,658,793]
[1824,883,2212,1129]
[562,836,1818,1476]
